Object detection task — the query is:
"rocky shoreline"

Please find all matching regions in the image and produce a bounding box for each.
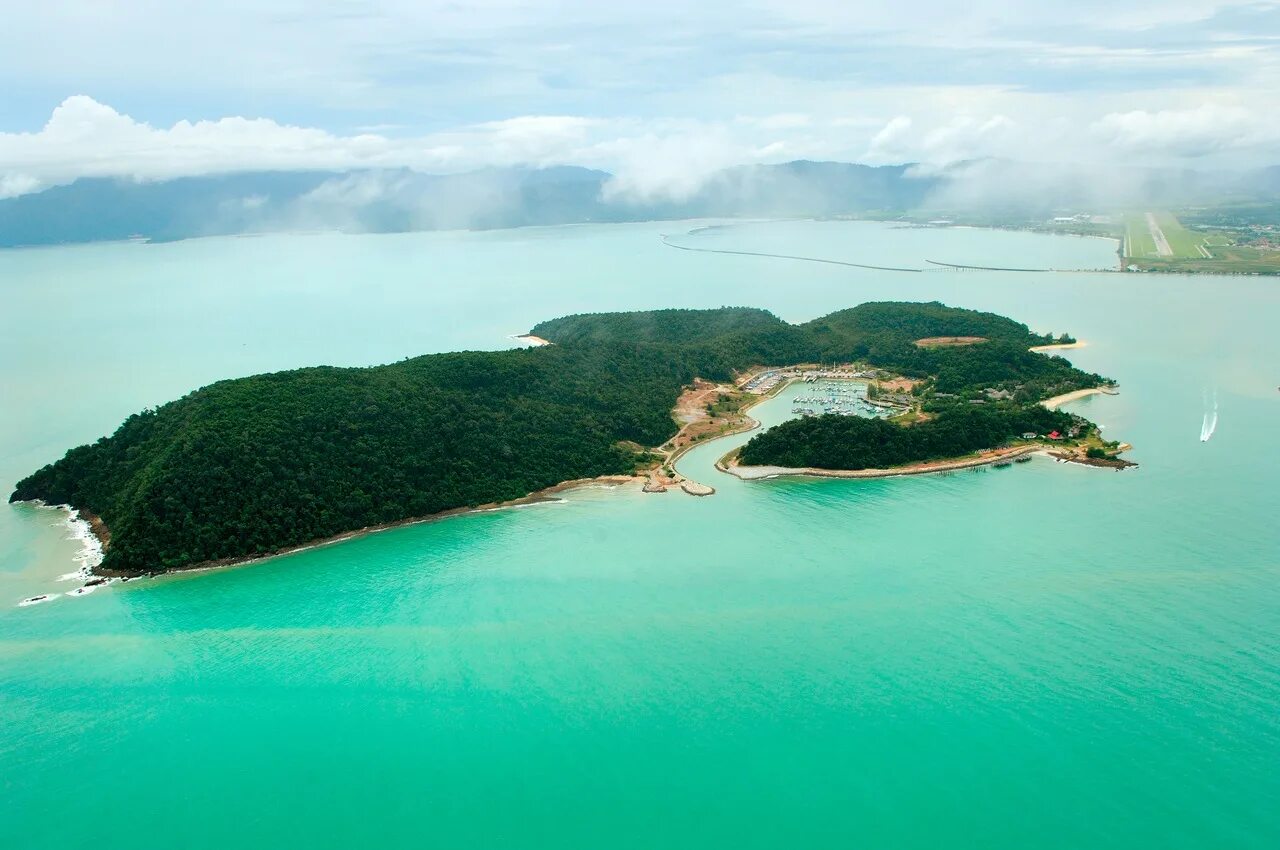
[1049,451,1138,470]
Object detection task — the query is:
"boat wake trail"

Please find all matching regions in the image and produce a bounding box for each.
[1200,388,1219,442]
[660,234,922,273]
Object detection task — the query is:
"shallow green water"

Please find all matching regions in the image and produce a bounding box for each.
[2,221,1278,848]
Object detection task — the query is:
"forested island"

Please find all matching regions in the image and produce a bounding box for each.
[11,302,1117,576]
[737,406,1076,471]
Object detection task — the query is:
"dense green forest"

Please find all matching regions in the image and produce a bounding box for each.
[12,301,1106,574]
[535,302,1103,399]
[11,345,693,574]
[738,406,1076,470]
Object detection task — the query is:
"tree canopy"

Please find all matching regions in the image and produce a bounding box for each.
[739,406,1075,470]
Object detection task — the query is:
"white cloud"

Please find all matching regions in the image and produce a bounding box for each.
[865,114,1017,164]
[1090,105,1277,157]
[0,97,812,202]
[921,115,1017,161]
[2,88,1279,205]
[597,129,756,203]
[864,116,914,162]
[0,97,391,193]
[466,115,603,161]
[0,97,609,196]
[753,0,1271,37]
[0,173,42,200]
[0,2,1276,202]
[741,113,813,130]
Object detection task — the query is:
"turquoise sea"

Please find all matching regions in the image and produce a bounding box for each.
[2,221,1278,848]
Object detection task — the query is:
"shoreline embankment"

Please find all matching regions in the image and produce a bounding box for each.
[720,443,1044,481]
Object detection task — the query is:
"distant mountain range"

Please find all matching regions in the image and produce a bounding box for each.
[1,160,1276,248]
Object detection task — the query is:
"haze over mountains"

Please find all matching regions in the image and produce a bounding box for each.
[2,159,1277,248]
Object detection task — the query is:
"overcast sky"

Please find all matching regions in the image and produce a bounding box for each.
[2,0,1278,197]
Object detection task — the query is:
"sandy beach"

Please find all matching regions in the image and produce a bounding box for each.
[1041,386,1116,409]
[1030,340,1087,352]
[721,444,1043,481]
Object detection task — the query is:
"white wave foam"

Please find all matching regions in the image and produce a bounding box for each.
[477,498,569,514]
[18,593,60,607]
[1200,388,1220,442]
[33,502,105,579]
[1203,410,1219,442]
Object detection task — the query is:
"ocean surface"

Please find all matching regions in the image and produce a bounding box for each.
[1,221,1277,848]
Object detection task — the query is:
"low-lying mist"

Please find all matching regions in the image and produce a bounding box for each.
[1,159,1276,248]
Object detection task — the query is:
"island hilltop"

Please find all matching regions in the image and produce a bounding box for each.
[11,302,1126,577]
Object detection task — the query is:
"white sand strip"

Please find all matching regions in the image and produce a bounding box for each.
[1041,387,1116,410]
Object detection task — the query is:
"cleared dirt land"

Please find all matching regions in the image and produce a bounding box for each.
[913,336,987,348]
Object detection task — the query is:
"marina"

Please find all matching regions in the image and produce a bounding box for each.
[786,379,893,418]
[740,365,911,421]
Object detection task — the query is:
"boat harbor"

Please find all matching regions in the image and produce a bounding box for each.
[787,379,893,418]
[740,366,880,394]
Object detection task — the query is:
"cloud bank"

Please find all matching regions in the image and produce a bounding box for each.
[3,90,1279,202]
[2,1,1277,198]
